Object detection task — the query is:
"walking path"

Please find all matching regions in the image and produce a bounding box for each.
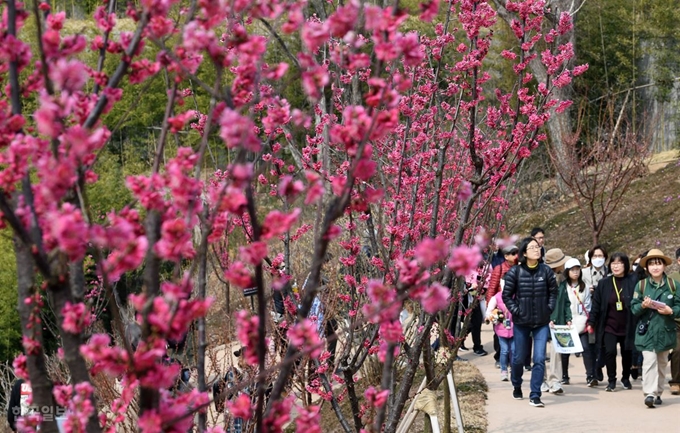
[468,327,678,433]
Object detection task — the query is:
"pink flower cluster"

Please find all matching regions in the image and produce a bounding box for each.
[79,334,129,377]
[287,319,323,359]
[447,245,483,278]
[138,389,210,433]
[52,382,95,432]
[91,209,147,283]
[129,285,212,342]
[61,302,94,334]
[235,310,262,365]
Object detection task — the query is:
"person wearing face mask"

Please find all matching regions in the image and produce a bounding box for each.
[583,246,610,382]
[630,249,680,408]
[583,246,609,294]
[587,252,637,391]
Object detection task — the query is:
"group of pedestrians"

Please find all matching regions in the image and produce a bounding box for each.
[478,228,680,408]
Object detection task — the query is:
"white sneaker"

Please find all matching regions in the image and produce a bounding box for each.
[501,371,508,381]
[541,382,549,393]
[549,384,564,394]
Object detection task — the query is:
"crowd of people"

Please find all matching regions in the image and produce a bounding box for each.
[8,228,680,430]
[472,228,680,408]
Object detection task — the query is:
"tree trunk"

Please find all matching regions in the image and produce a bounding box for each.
[14,236,59,433]
[443,378,451,433]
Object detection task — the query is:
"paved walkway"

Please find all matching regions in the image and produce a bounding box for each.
[468,327,678,433]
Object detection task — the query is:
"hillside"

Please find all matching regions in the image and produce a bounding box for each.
[508,152,680,262]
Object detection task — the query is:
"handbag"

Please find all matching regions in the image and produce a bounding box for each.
[572,288,596,344]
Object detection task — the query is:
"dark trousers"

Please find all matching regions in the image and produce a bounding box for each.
[524,342,532,367]
[560,354,570,378]
[563,333,596,380]
[670,330,680,385]
[456,295,483,351]
[603,332,631,382]
[494,333,500,361]
[469,304,483,351]
[580,333,597,379]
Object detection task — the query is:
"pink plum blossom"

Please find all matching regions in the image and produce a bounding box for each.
[447,245,483,278]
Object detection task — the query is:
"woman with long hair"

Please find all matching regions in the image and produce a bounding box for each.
[561,258,596,384]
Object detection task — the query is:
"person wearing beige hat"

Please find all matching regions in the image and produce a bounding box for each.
[544,248,570,281]
[542,248,572,395]
[630,249,680,408]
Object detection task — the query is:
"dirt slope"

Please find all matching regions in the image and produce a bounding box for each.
[510,156,680,262]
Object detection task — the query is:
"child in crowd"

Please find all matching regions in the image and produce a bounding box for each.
[562,258,596,384]
[487,291,514,381]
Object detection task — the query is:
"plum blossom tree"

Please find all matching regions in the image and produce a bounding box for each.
[0,0,582,432]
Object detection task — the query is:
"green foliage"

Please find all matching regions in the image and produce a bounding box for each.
[0,232,23,363]
[87,149,147,220]
[575,0,680,102]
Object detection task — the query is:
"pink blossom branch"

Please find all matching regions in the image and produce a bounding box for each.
[83,12,150,130]
[146,37,234,107]
[243,181,267,432]
[92,0,118,95]
[0,195,51,278]
[372,342,396,431]
[315,362,353,433]
[30,0,55,98]
[258,18,301,70]
[384,315,436,433]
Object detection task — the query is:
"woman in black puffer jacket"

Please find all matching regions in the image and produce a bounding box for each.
[502,236,558,408]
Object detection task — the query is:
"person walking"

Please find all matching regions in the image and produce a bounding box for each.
[530,227,546,259]
[630,251,649,380]
[667,247,680,395]
[587,252,637,391]
[561,258,596,384]
[456,264,491,356]
[583,246,608,381]
[487,244,518,368]
[503,237,558,407]
[583,245,609,295]
[486,291,514,381]
[543,248,571,395]
[7,378,32,432]
[630,249,680,408]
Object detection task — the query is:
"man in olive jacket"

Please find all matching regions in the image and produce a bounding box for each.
[630,249,680,408]
[503,237,558,408]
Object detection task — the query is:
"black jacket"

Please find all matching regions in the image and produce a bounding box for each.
[7,379,23,432]
[502,263,558,328]
[587,273,638,350]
